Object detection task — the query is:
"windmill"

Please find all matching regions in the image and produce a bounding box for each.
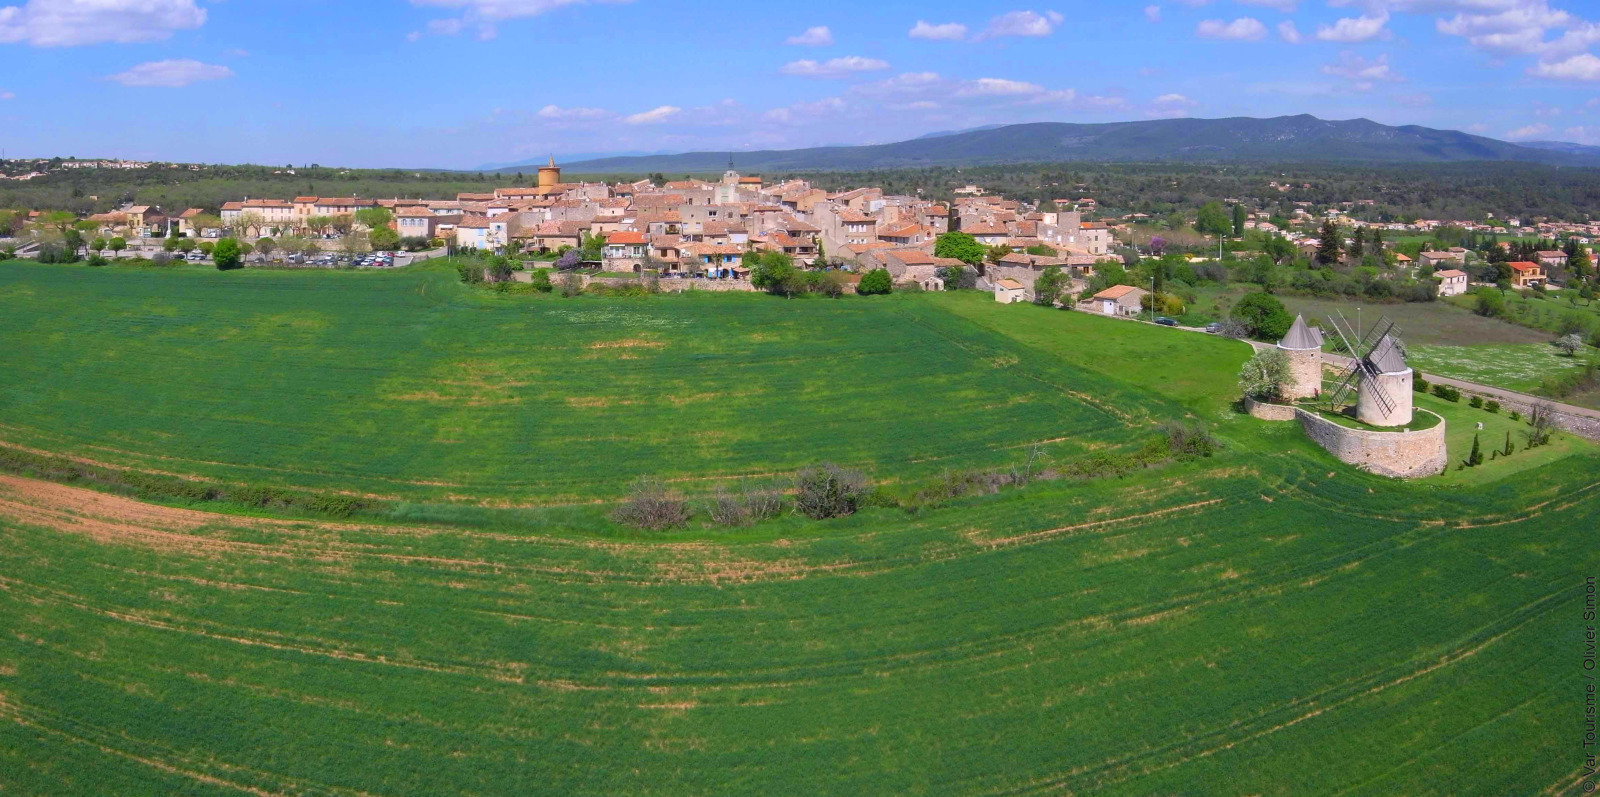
[1322,311,1414,427]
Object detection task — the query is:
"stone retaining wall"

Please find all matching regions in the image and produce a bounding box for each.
[1243,397,1298,421]
[1295,408,1448,479]
[1244,398,1448,479]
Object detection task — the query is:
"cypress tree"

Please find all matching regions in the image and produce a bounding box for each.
[1469,433,1484,467]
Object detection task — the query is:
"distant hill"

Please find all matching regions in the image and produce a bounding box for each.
[559,115,1600,174]
[1518,140,1600,159]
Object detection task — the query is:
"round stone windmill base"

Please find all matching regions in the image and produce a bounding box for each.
[1297,409,1447,479]
[1279,349,1322,402]
[1356,371,1414,428]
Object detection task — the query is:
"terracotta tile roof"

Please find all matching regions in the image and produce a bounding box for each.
[1435,269,1467,278]
[1508,261,1539,272]
[996,279,1025,290]
[179,208,204,218]
[293,196,318,203]
[962,222,1009,235]
[395,207,436,218]
[1094,285,1144,300]
[606,231,649,245]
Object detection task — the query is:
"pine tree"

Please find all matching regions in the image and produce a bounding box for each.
[1232,203,1246,237]
[1350,228,1365,260]
[1316,220,1342,266]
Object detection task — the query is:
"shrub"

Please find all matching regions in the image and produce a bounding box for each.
[857,268,893,296]
[1163,422,1220,459]
[1231,292,1293,341]
[612,479,690,531]
[212,237,243,270]
[529,268,552,293]
[707,484,784,527]
[1510,410,1523,421]
[1469,396,1484,409]
[1238,349,1291,401]
[559,272,583,297]
[794,464,868,520]
[1485,400,1501,414]
[1557,333,1585,357]
[1413,376,1430,393]
[1431,383,1461,402]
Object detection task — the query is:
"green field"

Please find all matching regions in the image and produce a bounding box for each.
[1409,343,1592,393]
[1,261,1597,795]
[0,263,1247,508]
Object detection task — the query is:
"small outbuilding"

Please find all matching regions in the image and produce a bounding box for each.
[994,279,1028,304]
[1089,285,1149,317]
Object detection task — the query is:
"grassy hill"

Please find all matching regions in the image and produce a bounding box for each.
[0,260,1595,794]
[559,115,1599,174]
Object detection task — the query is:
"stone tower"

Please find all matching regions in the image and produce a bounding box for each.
[1356,334,1414,427]
[537,156,561,189]
[1277,314,1324,401]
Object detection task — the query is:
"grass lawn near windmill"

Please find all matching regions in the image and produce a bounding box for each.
[1412,391,1588,484]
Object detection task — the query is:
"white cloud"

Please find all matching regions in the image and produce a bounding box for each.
[762,96,846,123]
[1145,5,1162,22]
[959,77,1048,96]
[1154,92,1198,106]
[107,59,232,88]
[1434,2,1596,57]
[0,0,205,46]
[410,0,626,39]
[1197,17,1267,40]
[1321,51,1403,90]
[624,105,680,125]
[1240,0,1298,10]
[980,10,1064,39]
[0,90,12,100]
[781,56,890,78]
[1505,122,1552,139]
[1562,125,1600,144]
[1530,53,1600,81]
[785,26,833,46]
[909,20,967,40]
[537,105,609,119]
[1316,13,1389,42]
[1278,20,1302,43]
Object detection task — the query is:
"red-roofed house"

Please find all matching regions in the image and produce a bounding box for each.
[1089,285,1150,317]
[1508,261,1545,288]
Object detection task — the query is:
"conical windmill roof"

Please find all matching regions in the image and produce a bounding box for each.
[1366,334,1409,375]
[1277,314,1323,351]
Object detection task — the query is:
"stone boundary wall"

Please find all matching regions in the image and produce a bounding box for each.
[1294,408,1448,479]
[1243,397,1298,421]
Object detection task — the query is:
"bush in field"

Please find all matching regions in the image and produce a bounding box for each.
[1557,333,1584,357]
[1469,396,1484,409]
[1431,383,1461,402]
[707,484,784,527]
[794,464,868,520]
[1414,376,1430,393]
[612,479,690,530]
[559,271,583,297]
[856,268,893,296]
[212,238,243,271]
[529,268,552,293]
[1164,421,1220,459]
[1485,400,1501,413]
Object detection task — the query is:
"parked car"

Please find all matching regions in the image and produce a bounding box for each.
[1154,316,1178,327]
[1205,322,1222,334]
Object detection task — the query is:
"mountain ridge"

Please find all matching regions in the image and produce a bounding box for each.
[539,115,1600,174]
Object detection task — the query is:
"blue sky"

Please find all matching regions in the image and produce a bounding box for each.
[3,0,1600,169]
